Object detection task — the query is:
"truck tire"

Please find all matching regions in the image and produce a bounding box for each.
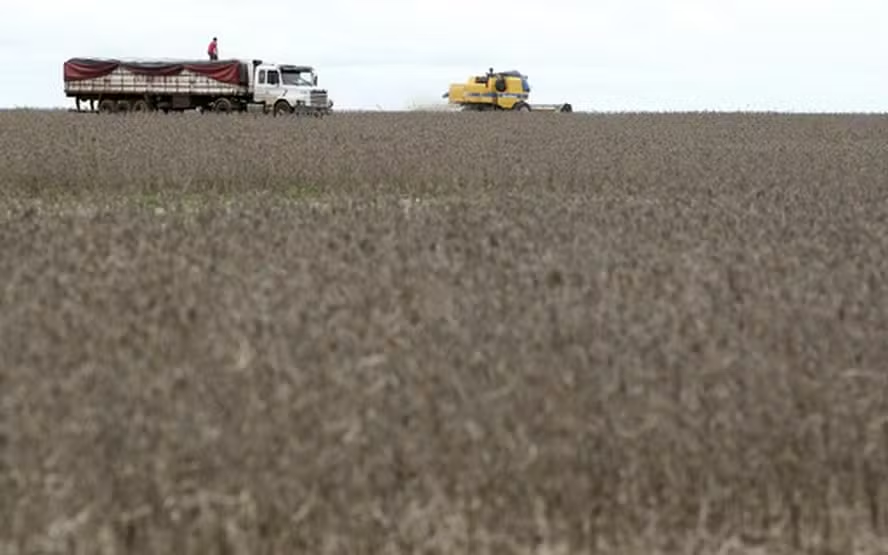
[559,103,573,113]
[98,99,116,114]
[273,101,292,116]
[513,101,531,112]
[213,98,233,113]
[132,99,151,112]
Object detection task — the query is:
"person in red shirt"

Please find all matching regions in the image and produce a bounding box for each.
[207,37,218,60]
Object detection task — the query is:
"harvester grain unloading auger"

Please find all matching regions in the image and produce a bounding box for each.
[442,68,573,113]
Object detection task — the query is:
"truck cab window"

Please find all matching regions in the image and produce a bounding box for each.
[258,70,266,85]
[281,71,313,86]
[267,71,280,85]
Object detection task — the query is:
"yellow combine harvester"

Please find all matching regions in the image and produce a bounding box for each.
[442,68,573,112]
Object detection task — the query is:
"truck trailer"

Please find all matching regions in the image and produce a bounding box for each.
[63,57,334,116]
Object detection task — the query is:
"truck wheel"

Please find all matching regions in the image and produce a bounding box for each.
[98,99,116,114]
[559,103,573,113]
[213,98,233,113]
[273,101,292,116]
[132,99,151,112]
[514,102,531,112]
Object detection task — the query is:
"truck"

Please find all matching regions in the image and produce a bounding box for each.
[63,57,334,116]
[442,68,573,113]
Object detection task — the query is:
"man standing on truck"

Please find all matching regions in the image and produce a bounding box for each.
[207,37,218,60]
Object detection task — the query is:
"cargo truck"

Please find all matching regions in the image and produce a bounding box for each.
[63,57,334,116]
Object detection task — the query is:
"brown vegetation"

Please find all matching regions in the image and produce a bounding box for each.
[2,109,888,554]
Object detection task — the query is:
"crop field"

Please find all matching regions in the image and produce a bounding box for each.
[2,109,888,554]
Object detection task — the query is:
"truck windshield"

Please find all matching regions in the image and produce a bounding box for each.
[281,71,314,86]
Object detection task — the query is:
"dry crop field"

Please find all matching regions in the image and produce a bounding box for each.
[2,109,888,554]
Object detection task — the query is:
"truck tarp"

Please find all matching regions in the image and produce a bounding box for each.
[63,58,248,86]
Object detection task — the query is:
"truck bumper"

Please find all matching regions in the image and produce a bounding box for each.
[295,101,333,116]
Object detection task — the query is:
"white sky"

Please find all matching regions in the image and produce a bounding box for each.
[2,0,887,111]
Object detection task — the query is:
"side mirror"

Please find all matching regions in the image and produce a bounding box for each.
[313,75,318,86]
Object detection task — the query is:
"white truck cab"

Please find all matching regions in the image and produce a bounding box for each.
[253,63,332,116]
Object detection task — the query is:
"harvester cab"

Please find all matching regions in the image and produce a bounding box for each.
[443,68,531,111]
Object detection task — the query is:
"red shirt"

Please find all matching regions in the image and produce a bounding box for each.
[208,41,217,55]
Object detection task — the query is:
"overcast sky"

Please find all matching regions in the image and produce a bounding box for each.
[2,0,887,112]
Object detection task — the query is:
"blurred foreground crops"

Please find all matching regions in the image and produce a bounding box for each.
[2,110,888,554]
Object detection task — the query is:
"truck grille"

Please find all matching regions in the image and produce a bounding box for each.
[310,90,328,107]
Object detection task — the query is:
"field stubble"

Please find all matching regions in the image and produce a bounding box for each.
[1,110,888,553]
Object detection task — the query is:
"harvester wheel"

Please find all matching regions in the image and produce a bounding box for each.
[273,101,292,116]
[514,102,531,112]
